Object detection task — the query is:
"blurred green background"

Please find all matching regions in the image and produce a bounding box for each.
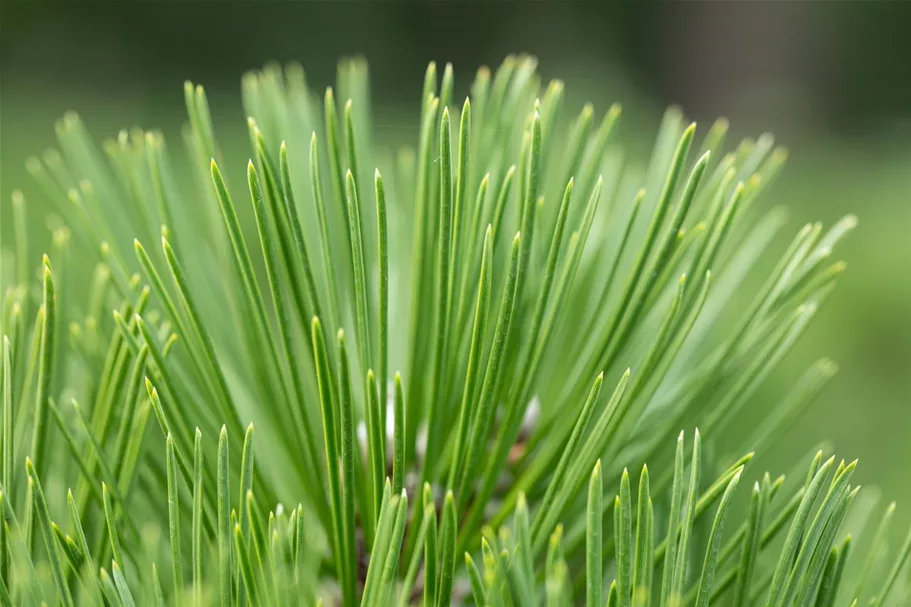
[2,2,909,528]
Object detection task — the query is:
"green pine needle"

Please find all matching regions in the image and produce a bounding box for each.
[0,54,905,607]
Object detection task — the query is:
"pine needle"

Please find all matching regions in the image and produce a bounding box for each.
[0,54,902,607]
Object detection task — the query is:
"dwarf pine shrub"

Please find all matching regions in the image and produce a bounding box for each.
[1,55,909,606]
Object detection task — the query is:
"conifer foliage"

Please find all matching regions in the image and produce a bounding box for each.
[1,55,909,605]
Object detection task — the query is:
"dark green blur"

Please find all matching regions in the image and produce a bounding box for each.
[2,2,910,538]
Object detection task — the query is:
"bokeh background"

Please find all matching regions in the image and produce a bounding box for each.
[3,2,910,531]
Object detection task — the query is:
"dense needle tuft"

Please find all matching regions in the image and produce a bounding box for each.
[0,54,907,606]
